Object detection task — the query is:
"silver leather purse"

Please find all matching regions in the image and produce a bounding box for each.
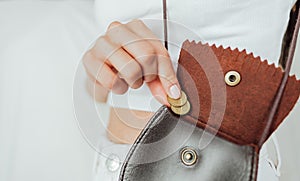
[119,1,300,180]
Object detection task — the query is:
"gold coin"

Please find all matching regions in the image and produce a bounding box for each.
[167,91,187,107]
[171,101,191,115]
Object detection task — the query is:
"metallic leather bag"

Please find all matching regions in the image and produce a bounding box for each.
[119,1,300,181]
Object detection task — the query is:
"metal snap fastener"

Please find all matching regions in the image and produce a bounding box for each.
[180,147,198,166]
[225,71,241,86]
[105,154,120,172]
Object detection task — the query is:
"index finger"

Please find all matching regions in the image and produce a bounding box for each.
[126,20,181,99]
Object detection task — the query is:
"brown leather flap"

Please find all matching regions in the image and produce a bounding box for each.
[177,40,300,147]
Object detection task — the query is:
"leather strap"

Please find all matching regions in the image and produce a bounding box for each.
[259,0,300,146]
[162,0,168,50]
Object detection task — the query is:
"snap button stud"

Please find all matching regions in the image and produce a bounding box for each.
[180,147,198,166]
[225,71,241,86]
[105,154,120,172]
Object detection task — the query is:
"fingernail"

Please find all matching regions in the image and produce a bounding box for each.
[169,84,181,99]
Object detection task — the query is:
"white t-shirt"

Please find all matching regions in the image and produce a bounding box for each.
[95,0,297,112]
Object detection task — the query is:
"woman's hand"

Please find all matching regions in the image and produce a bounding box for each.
[83,19,181,105]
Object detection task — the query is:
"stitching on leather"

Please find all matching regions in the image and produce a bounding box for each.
[247,147,254,181]
[119,106,169,180]
[245,146,258,181]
